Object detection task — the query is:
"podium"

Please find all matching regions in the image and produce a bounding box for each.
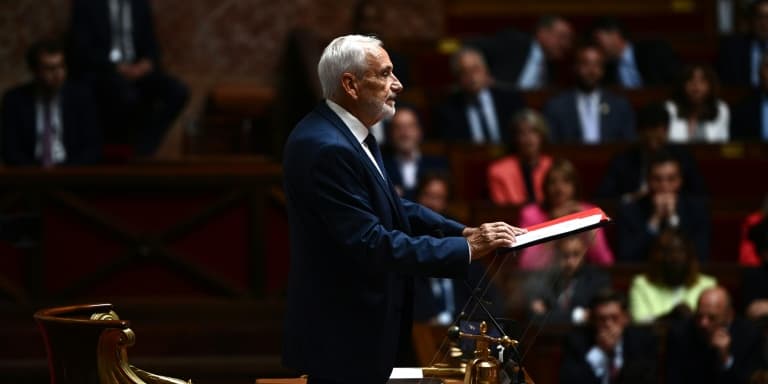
[266,209,611,384]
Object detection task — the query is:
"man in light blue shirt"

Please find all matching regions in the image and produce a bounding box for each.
[543,45,636,143]
[591,17,681,88]
[435,47,525,143]
[517,16,573,90]
[467,16,572,89]
[717,0,768,86]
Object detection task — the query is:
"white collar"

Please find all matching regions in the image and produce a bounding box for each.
[326,99,369,144]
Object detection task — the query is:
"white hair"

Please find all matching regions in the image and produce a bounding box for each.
[318,34,383,99]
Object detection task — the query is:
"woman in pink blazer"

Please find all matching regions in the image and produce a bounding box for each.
[517,158,615,270]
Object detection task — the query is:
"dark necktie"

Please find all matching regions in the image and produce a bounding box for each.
[42,102,54,168]
[364,133,386,180]
[607,351,619,383]
[471,96,494,142]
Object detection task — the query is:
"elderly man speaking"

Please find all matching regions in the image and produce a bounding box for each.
[281,35,525,384]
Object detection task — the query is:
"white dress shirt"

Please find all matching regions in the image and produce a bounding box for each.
[370,120,386,145]
[576,91,601,143]
[518,42,546,90]
[397,153,420,190]
[586,341,624,384]
[35,96,67,165]
[466,88,501,144]
[108,0,135,63]
[326,99,385,179]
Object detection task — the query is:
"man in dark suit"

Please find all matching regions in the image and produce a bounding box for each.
[526,235,611,325]
[543,45,636,144]
[560,289,658,384]
[731,53,768,141]
[590,17,681,88]
[596,103,707,201]
[717,0,768,86]
[69,0,188,156]
[382,105,448,200]
[281,35,525,384]
[468,15,573,89]
[666,286,763,384]
[1,40,101,166]
[434,47,525,144]
[616,152,710,262]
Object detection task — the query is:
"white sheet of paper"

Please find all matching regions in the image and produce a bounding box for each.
[389,367,424,379]
[511,213,603,249]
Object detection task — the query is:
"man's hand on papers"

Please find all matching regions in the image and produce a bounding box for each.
[463,222,527,260]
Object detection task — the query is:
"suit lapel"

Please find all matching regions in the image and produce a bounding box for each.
[19,86,38,158]
[566,92,582,140]
[315,103,408,227]
[599,93,610,140]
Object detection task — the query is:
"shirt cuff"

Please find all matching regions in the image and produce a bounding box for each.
[466,240,472,263]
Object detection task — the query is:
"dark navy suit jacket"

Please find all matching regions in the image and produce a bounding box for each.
[543,89,636,143]
[434,86,525,143]
[595,145,708,199]
[69,0,160,75]
[560,326,658,384]
[666,317,763,384]
[616,194,710,262]
[603,40,681,87]
[731,90,767,141]
[716,34,757,87]
[282,102,470,383]
[1,82,102,166]
[467,30,559,88]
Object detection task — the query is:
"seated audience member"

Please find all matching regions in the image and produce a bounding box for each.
[69,0,189,156]
[629,229,716,324]
[543,45,636,144]
[487,109,553,206]
[666,286,763,384]
[412,173,503,325]
[469,15,573,89]
[560,289,658,384]
[665,64,730,143]
[596,102,706,202]
[518,158,615,270]
[731,54,768,142]
[590,17,681,88]
[525,235,611,325]
[434,47,524,144]
[742,218,768,320]
[616,152,710,262]
[740,196,768,266]
[382,106,448,200]
[717,0,768,86]
[1,40,101,166]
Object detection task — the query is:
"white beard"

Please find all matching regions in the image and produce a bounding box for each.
[365,98,396,126]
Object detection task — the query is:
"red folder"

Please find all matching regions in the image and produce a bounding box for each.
[505,207,611,250]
